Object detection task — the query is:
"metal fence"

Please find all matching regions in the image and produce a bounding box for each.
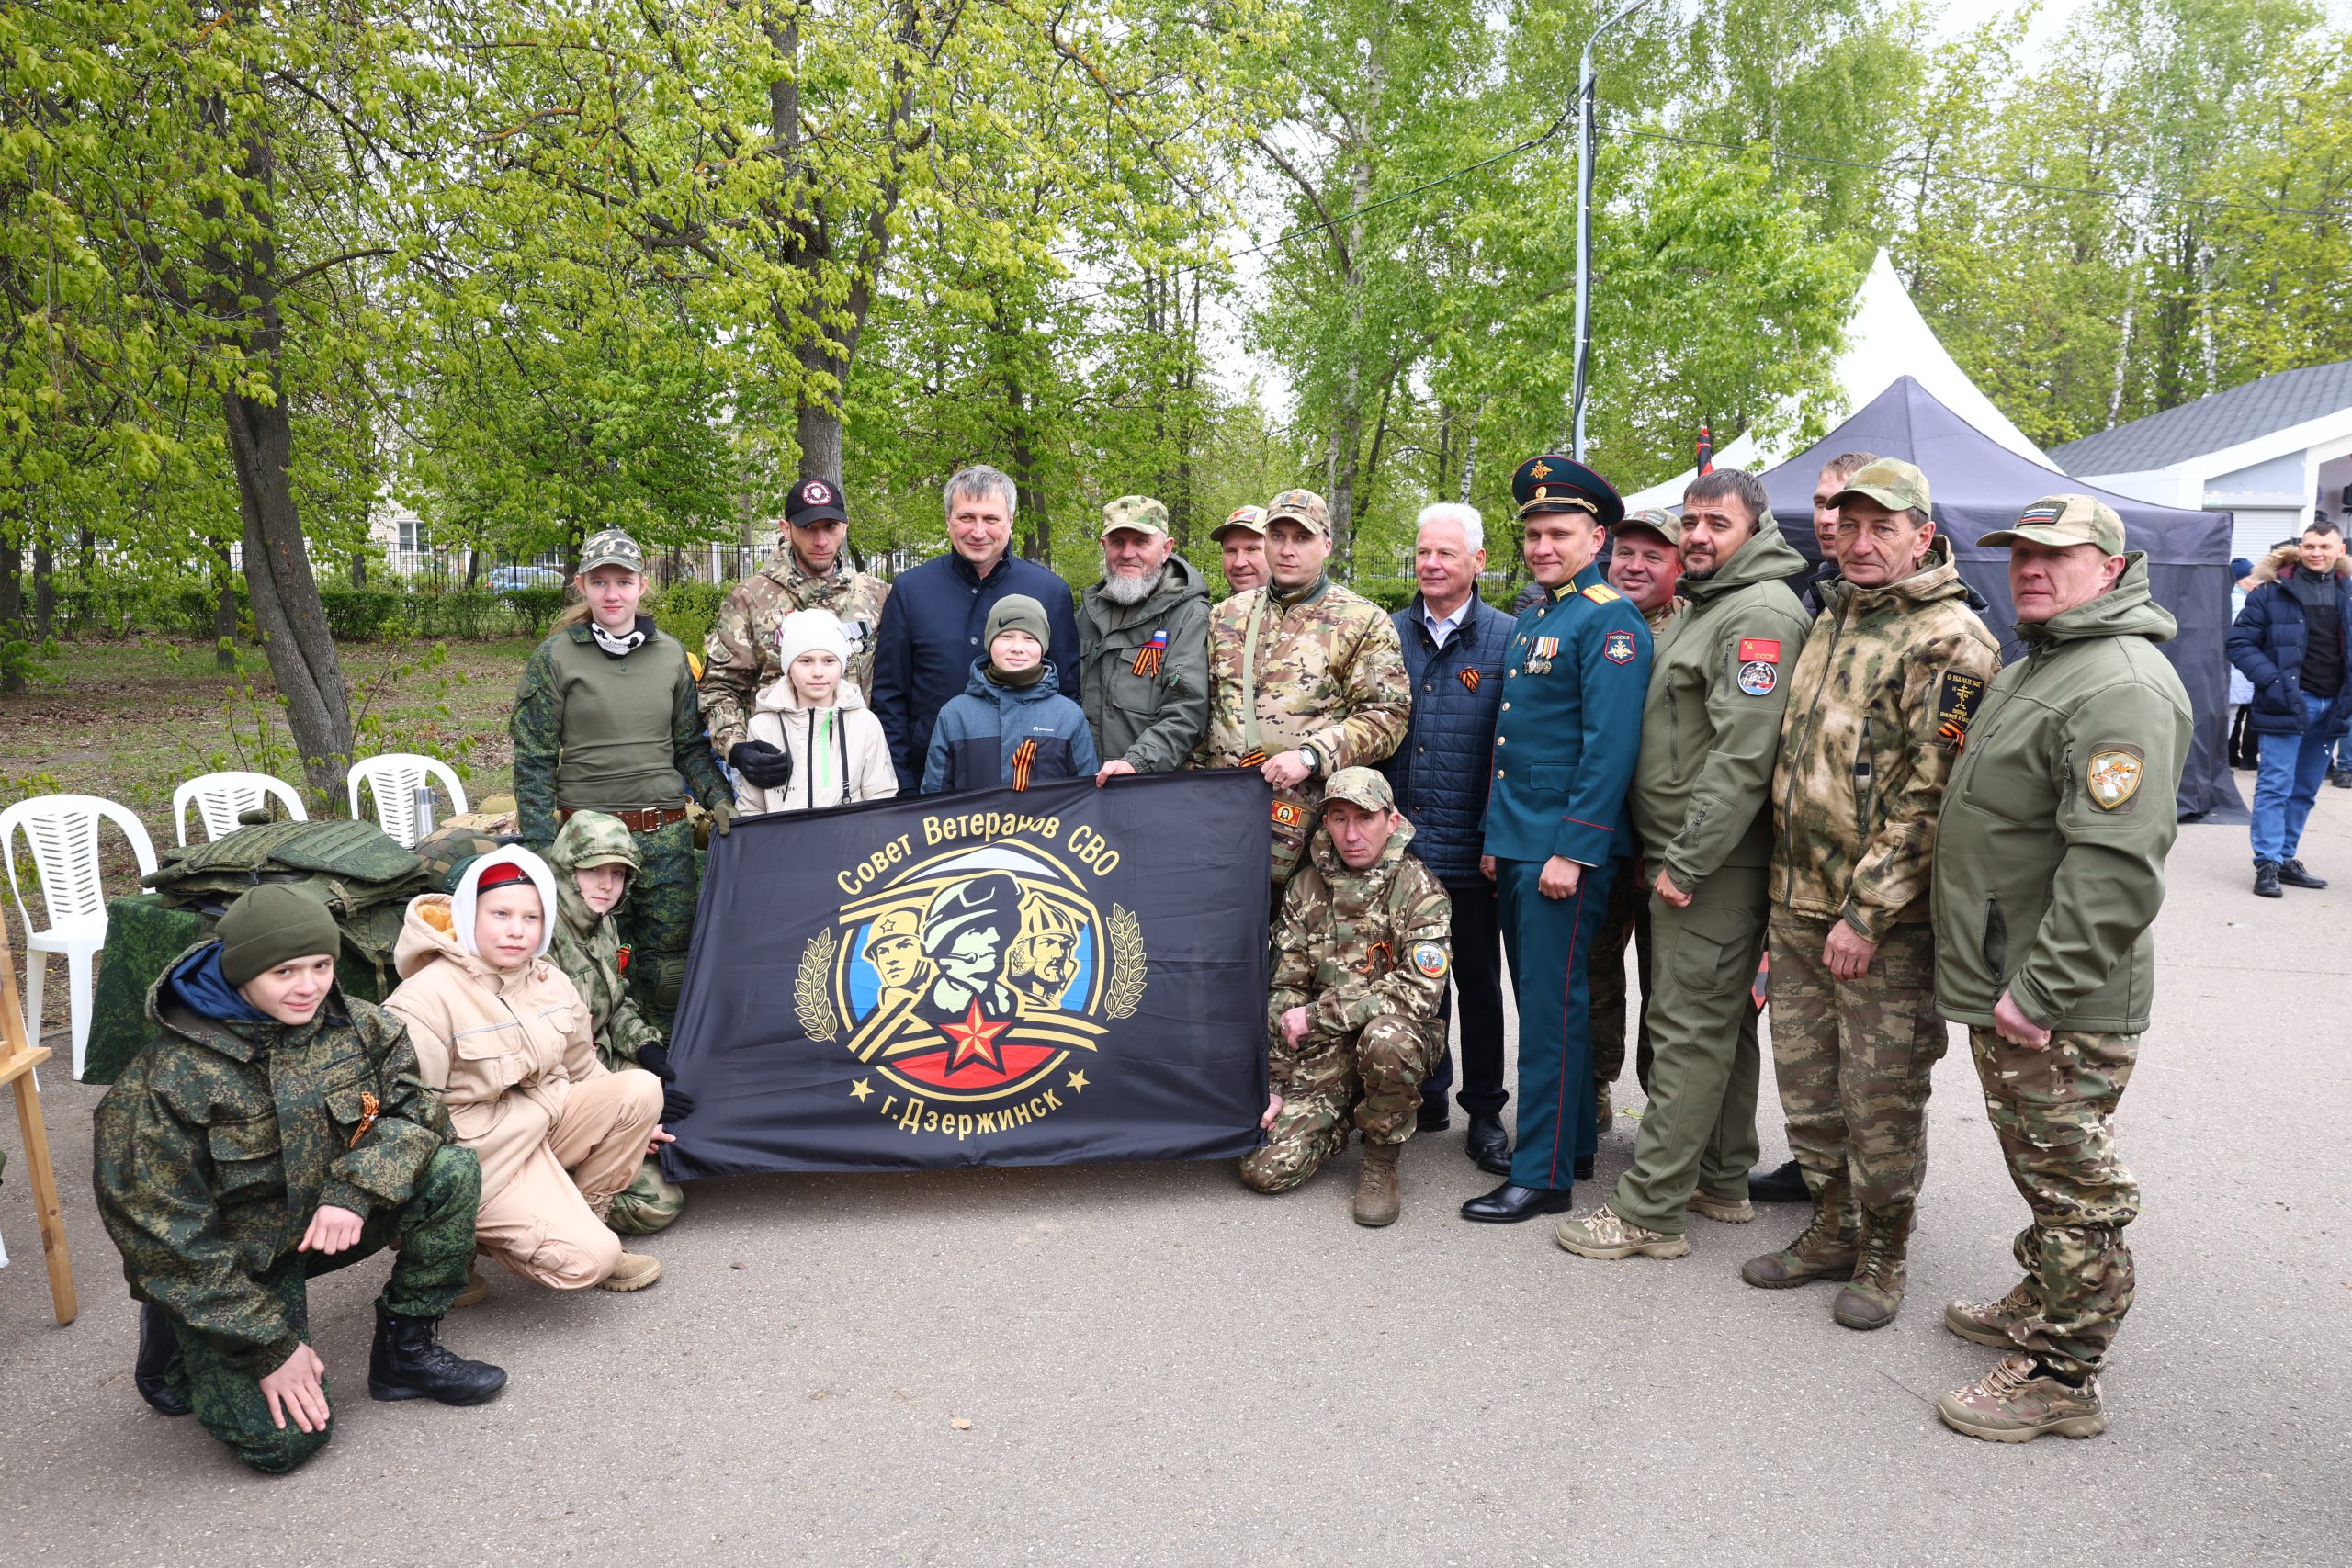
[374,543,769,591]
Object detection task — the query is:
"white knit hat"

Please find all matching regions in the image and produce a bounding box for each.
[776,608,851,671]
[450,845,560,964]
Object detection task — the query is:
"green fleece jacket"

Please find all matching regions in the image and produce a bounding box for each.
[1930,557,2191,1032]
[1630,515,1813,886]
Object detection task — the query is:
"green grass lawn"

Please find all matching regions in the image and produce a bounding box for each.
[0,634,540,1039]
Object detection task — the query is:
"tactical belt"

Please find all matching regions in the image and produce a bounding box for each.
[560,805,688,831]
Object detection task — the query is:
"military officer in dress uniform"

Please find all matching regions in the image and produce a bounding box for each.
[1462,456,1653,1224]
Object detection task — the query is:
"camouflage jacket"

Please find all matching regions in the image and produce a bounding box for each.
[700,549,892,753]
[544,811,662,1069]
[92,944,453,1376]
[1266,820,1450,1086]
[1770,537,2002,940]
[1194,576,1410,789]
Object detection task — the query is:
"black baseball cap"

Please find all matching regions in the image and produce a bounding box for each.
[785,477,847,526]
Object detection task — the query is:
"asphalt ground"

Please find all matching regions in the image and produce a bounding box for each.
[2,790,2346,1566]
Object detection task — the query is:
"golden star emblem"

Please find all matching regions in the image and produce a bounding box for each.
[1066,1069,1089,1093]
[939,1000,1012,1073]
[849,1077,873,1101]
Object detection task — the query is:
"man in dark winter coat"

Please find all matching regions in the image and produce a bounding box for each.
[2228,521,2352,897]
[1377,502,1515,1168]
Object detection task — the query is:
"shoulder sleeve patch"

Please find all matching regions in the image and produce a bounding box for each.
[1410,941,1449,978]
[2086,744,2146,811]
[1736,637,1781,664]
[1580,583,1623,604]
[1933,670,1985,748]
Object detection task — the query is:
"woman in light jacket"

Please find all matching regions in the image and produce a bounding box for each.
[385,846,667,1297]
[737,608,898,815]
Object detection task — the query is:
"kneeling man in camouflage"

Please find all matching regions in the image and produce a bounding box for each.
[1241,768,1451,1225]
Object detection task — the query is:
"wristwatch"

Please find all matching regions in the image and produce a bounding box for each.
[1298,743,1324,776]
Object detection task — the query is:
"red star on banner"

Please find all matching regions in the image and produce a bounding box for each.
[939,1000,1012,1073]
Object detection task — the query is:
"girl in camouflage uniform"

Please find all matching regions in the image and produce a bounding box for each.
[545,810,692,1234]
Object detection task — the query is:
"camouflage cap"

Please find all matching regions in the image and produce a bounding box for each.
[1100,495,1170,539]
[1617,506,1682,547]
[1978,493,2128,555]
[1263,489,1329,537]
[1320,766,1395,813]
[578,528,645,574]
[1830,458,1931,516]
[1211,504,1268,541]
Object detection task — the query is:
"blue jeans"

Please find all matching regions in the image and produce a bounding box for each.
[2251,693,2338,863]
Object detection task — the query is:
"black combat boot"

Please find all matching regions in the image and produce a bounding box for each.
[135,1302,191,1416]
[368,1303,509,1405]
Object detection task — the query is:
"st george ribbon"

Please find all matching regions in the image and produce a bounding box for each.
[661,770,1272,1177]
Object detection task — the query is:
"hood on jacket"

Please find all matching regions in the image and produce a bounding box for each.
[397,847,560,978]
[163,942,271,1023]
[1084,554,1209,627]
[1685,509,1810,601]
[2018,554,2177,649]
[959,658,1066,705]
[755,667,875,716]
[2254,542,2352,584]
[546,811,639,935]
[1306,814,1418,883]
[1820,533,1973,613]
[143,940,339,1061]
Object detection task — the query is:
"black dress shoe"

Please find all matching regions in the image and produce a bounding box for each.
[1748,1158,1809,1203]
[2279,858,2328,889]
[1460,1182,1576,1223]
[135,1302,191,1417]
[2330,767,2352,789]
[1574,1156,1595,1181]
[1464,1112,1510,1174]
[1417,1103,1453,1134]
[2254,860,2283,897]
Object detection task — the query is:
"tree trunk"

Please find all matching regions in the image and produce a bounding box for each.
[205,109,355,802]
[0,498,23,694]
[32,535,52,643]
[795,387,845,489]
[209,535,239,671]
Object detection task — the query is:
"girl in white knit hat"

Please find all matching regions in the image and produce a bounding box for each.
[739,608,898,815]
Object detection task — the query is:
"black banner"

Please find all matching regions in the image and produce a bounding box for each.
[661,770,1272,1177]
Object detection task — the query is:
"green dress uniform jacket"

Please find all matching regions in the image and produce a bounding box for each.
[1482,562,1653,866]
[1631,522,1815,886]
[1077,555,1214,773]
[92,949,456,1377]
[1930,558,2191,1033]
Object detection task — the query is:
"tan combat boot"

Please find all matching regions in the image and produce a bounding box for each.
[1353,1143,1402,1227]
[1739,1174,1859,1288]
[1945,1280,2040,1348]
[597,1252,662,1292]
[452,1261,490,1309]
[1832,1201,1913,1329]
[1937,1353,2108,1442]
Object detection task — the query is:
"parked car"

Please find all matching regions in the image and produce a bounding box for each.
[486,565,565,593]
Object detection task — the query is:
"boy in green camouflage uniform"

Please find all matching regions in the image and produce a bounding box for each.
[92,886,504,1474]
[545,811,690,1235]
[1193,490,1410,884]
[1746,461,2001,1330]
[1929,496,2190,1442]
[1240,769,1451,1227]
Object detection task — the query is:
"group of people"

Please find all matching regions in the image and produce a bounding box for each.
[93,447,2198,1474]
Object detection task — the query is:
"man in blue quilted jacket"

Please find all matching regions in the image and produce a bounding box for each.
[1377,503,1517,1170]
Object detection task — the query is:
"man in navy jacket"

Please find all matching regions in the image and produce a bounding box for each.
[871,465,1084,795]
[1377,503,1516,1170]
[2228,521,2352,897]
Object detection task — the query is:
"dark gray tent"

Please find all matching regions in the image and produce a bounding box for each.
[1747,377,2243,820]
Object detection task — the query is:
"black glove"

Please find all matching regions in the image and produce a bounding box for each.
[729,739,793,790]
[634,1043,695,1123]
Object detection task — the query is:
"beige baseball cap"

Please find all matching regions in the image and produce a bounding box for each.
[1211,504,1267,542]
[1978,493,2128,555]
[1320,766,1394,812]
[1830,458,1931,516]
[1264,489,1329,537]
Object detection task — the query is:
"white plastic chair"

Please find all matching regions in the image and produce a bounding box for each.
[172,771,308,845]
[346,753,469,848]
[0,794,160,1079]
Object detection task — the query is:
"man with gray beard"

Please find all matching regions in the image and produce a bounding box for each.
[1079,495,1214,780]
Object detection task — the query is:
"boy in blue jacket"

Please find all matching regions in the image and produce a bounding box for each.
[922,596,1100,793]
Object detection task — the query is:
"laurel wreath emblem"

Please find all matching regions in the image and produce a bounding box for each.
[1104,904,1148,1020]
[797,928,839,1042]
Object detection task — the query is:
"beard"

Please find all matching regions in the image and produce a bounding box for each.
[1101,564,1165,606]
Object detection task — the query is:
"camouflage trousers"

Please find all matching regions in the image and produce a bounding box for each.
[1968,1023,2141,1379]
[607,1153,685,1235]
[618,817,702,1027]
[1239,1011,1442,1194]
[157,1145,480,1474]
[1766,911,1949,1212]
[1589,862,1656,1094]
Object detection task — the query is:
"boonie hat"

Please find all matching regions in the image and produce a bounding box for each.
[1978,494,2127,556]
